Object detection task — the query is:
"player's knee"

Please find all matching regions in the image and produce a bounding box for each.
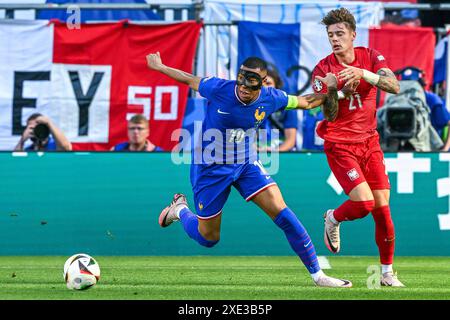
[352,199,376,219]
[198,230,220,248]
[373,191,390,208]
[201,239,219,248]
[198,236,219,248]
[359,200,376,217]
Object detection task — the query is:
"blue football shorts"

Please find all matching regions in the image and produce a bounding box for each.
[190,160,277,219]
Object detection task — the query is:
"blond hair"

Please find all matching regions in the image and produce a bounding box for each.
[129,114,149,127]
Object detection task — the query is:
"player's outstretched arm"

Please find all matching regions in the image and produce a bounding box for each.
[296,93,327,110]
[338,63,400,94]
[146,52,201,91]
[294,73,339,121]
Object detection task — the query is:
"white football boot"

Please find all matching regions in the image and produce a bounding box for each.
[324,209,341,253]
[314,274,352,288]
[380,272,405,287]
[158,193,187,228]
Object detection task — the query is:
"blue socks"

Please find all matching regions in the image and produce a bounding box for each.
[273,207,321,274]
[179,207,219,248]
[178,205,321,277]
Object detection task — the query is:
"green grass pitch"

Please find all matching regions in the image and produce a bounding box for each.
[1,256,449,300]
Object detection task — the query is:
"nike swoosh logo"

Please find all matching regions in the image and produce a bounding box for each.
[217,109,230,115]
[304,240,311,247]
[265,176,271,180]
[325,231,338,253]
[341,280,351,286]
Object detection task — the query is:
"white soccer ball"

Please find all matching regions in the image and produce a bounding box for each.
[63,253,101,290]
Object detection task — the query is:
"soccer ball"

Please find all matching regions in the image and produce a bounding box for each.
[63,253,101,290]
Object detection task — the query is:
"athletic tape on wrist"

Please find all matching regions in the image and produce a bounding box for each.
[362,69,380,86]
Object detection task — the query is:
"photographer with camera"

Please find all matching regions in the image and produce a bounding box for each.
[377,67,445,152]
[14,113,72,151]
[399,67,450,152]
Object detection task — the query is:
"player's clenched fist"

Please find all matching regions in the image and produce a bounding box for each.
[146,52,164,71]
[342,80,360,97]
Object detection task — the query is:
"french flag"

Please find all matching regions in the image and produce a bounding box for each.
[238,21,436,96]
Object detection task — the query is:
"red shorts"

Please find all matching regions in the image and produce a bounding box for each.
[324,135,390,195]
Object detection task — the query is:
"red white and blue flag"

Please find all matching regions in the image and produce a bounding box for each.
[0,20,202,151]
[237,22,436,100]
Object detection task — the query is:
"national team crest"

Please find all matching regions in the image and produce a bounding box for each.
[254,107,266,122]
[347,168,360,181]
[254,107,266,128]
[313,78,323,91]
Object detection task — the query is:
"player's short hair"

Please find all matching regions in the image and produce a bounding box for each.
[321,8,356,32]
[241,57,268,72]
[129,114,149,127]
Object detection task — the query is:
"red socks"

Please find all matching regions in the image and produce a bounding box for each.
[333,201,395,265]
[372,206,395,265]
[333,200,375,222]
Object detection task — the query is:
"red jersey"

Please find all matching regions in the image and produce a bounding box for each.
[312,47,388,143]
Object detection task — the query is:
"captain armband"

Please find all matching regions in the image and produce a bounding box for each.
[285,95,299,110]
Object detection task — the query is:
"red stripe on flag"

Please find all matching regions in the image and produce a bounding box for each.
[53,21,202,151]
[369,25,435,106]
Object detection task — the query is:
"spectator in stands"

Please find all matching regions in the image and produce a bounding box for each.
[381,9,421,27]
[398,9,421,27]
[298,107,325,151]
[437,80,446,103]
[112,114,162,152]
[439,80,450,151]
[14,113,72,151]
[258,67,298,152]
[399,67,450,151]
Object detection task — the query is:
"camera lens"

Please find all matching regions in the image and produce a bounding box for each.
[34,123,50,141]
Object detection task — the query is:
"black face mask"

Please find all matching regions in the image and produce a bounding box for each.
[236,69,264,91]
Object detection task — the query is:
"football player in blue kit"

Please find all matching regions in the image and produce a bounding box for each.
[146,52,352,287]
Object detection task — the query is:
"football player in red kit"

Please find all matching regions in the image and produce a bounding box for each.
[312,8,405,287]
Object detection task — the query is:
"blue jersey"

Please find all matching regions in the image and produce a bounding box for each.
[425,91,450,135]
[113,141,163,152]
[197,77,289,164]
[259,109,298,150]
[302,109,324,151]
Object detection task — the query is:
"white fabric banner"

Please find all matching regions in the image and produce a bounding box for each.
[51,63,111,143]
[0,20,53,149]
